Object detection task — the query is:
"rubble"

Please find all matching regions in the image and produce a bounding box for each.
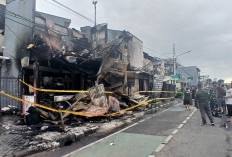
[0,99,176,157]
[97,121,124,133]
[88,84,108,108]
[108,96,120,112]
[0,7,177,156]
[1,105,18,115]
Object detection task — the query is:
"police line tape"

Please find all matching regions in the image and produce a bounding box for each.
[19,79,175,94]
[0,91,174,117]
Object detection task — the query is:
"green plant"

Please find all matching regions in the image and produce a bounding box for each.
[175,92,184,98]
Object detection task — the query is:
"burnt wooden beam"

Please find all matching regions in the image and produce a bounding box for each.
[26,64,79,74]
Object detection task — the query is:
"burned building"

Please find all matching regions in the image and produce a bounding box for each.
[81,25,154,94]
[0,0,165,114]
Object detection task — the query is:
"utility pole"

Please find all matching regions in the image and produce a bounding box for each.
[93,0,97,27]
[173,43,176,85]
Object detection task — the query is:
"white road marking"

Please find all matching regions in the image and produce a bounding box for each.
[163,135,173,144]
[186,117,190,120]
[172,129,179,134]
[182,120,187,124]
[177,124,184,129]
[155,144,165,152]
[189,109,197,117]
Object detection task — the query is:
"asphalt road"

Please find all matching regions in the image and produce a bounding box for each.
[154,110,232,157]
[30,103,231,157]
[34,103,191,157]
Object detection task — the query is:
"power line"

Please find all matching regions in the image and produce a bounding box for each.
[0,25,18,60]
[41,0,174,60]
[5,24,22,41]
[42,0,76,16]
[143,46,171,59]
[42,0,95,24]
[132,41,172,59]
[6,10,35,25]
[176,60,192,77]
[5,16,33,29]
[40,0,182,63]
[5,10,69,36]
[5,16,65,41]
[176,58,184,67]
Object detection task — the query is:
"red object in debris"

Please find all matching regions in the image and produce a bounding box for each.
[22,95,35,115]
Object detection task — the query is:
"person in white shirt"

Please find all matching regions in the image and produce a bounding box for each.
[225,84,232,122]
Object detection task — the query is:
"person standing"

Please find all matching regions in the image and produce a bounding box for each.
[192,87,196,99]
[212,81,226,114]
[225,84,232,122]
[209,84,218,116]
[195,83,214,126]
[184,88,192,110]
[191,87,196,105]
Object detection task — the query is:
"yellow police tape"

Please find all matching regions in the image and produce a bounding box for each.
[135,91,175,93]
[0,91,174,117]
[19,79,175,94]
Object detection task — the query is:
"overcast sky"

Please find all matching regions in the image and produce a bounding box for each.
[36,0,232,83]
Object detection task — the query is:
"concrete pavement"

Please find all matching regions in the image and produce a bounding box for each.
[154,110,232,157]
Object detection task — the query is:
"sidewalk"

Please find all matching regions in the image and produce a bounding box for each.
[155,110,232,157]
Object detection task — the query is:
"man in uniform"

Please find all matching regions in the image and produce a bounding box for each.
[209,83,218,116]
[195,83,214,126]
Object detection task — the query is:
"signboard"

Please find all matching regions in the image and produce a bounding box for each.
[187,76,193,80]
[171,74,181,79]
[22,95,35,115]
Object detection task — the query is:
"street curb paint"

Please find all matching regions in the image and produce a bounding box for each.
[182,120,187,124]
[155,144,165,152]
[172,129,179,134]
[162,135,173,144]
[177,124,184,129]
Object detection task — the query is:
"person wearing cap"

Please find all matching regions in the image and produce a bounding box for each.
[212,81,226,114]
[225,84,232,122]
[195,83,214,126]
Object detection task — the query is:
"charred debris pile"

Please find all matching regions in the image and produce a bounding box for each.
[19,26,157,131]
[22,84,151,131]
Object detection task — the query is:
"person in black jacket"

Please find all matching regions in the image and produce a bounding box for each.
[184,88,192,110]
[192,87,196,99]
[195,84,214,126]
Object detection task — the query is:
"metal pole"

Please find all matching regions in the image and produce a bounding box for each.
[95,3,96,26]
[93,1,97,27]
[173,44,176,85]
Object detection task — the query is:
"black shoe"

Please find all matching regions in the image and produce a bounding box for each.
[211,123,215,126]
